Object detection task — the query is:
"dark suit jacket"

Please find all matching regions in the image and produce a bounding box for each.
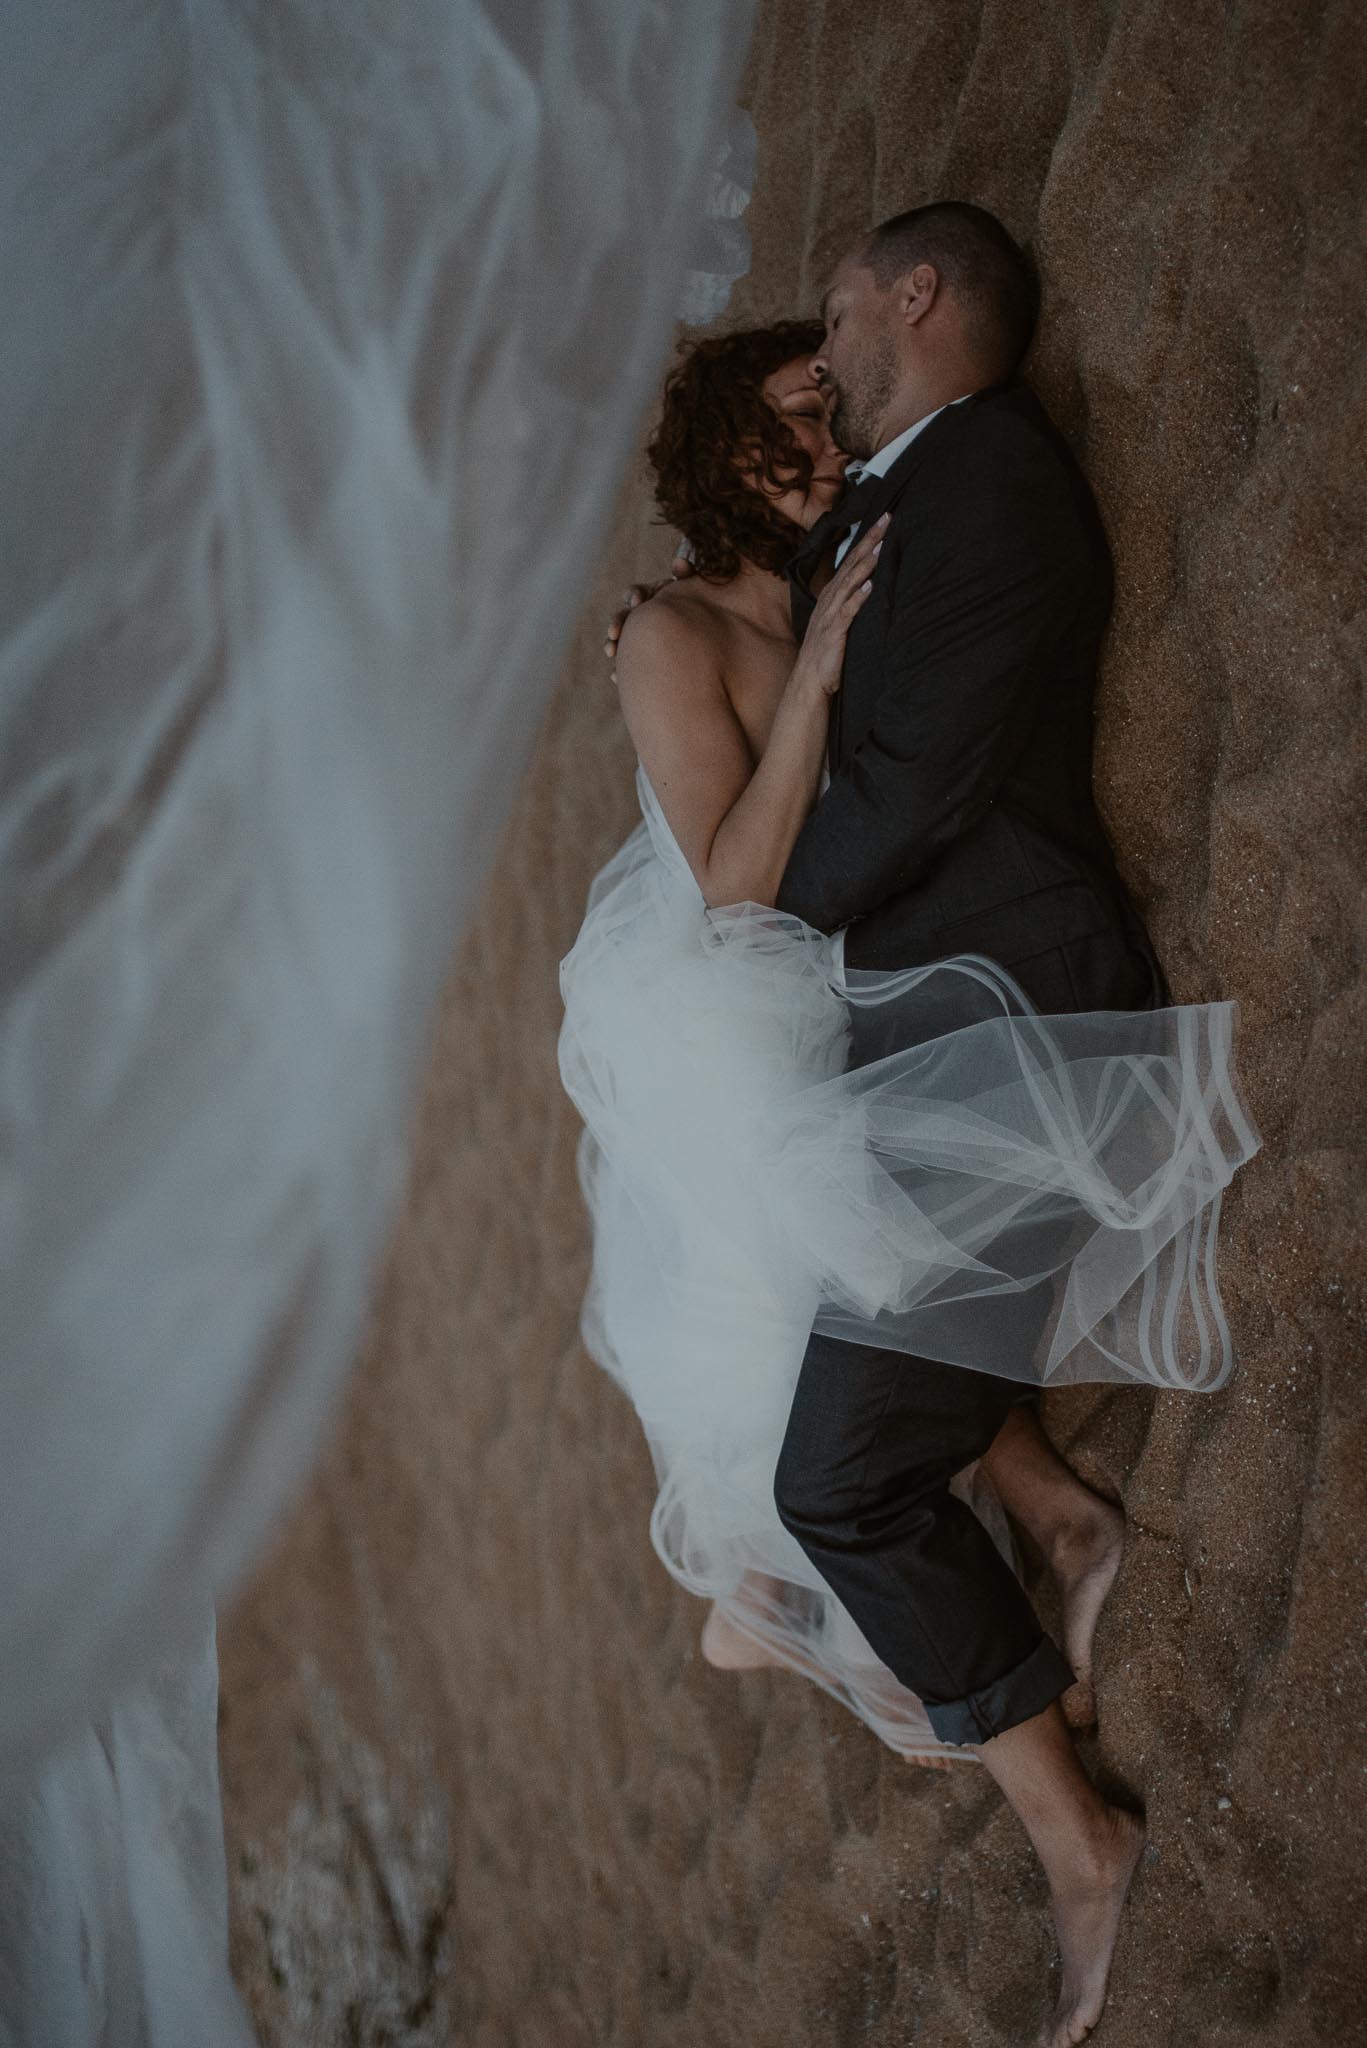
[776,379,1167,1019]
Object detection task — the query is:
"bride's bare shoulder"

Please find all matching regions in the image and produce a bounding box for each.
[616,577,730,691]
[614,577,754,784]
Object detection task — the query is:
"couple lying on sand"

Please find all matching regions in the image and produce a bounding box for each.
[559,199,1259,2046]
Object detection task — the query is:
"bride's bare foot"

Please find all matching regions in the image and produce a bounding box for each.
[700,1598,838,1687]
[702,1607,967,1769]
[700,1602,779,1670]
[1048,1500,1126,1731]
[847,1669,975,1772]
[1036,1805,1145,2046]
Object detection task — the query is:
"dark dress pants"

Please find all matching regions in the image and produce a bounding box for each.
[772,929,1162,1744]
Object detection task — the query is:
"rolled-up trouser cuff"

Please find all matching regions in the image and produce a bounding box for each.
[924,1633,1074,1746]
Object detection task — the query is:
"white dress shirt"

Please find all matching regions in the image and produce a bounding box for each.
[833,393,972,565]
[823,393,973,980]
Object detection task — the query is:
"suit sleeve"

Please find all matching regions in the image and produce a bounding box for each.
[776,428,1086,933]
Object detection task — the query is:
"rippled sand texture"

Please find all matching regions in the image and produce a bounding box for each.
[220,2,1366,2041]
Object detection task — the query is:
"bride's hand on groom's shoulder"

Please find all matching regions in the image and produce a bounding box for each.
[604,545,694,673]
[794,513,888,699]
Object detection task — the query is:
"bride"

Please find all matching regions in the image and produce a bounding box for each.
[560,315,1257,1788]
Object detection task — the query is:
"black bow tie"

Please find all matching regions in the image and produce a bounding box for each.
[792,471,887,573]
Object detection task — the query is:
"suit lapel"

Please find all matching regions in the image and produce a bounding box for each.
[792,383,1015,777]
[826,386,1011,773]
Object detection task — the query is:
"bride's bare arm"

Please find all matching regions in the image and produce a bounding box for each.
[615,518,886,910]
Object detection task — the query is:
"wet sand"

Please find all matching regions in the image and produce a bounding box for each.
[220,1,1367,2040]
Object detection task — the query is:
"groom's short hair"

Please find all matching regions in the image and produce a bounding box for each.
[861,202,1038,375]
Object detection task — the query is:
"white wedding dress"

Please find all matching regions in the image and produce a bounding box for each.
[0,3,757,2033]
[558,767,1261,1759]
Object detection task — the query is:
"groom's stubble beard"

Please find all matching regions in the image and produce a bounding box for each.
[827,328,899,462]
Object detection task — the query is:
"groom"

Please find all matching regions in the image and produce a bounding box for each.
[773,201,1161,2045]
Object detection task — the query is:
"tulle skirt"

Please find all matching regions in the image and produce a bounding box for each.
[558,785,1260,1757]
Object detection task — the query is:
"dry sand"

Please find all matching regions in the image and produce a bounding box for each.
[220,2,1367,2040]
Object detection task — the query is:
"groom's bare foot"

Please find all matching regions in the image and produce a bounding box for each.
[1048,1500,1126,1731]
[1036,1805,1145,2047]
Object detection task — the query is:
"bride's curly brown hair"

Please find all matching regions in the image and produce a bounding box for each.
[646,320,826,582]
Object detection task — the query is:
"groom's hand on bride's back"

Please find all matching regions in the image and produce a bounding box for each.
[604,545,695,673]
